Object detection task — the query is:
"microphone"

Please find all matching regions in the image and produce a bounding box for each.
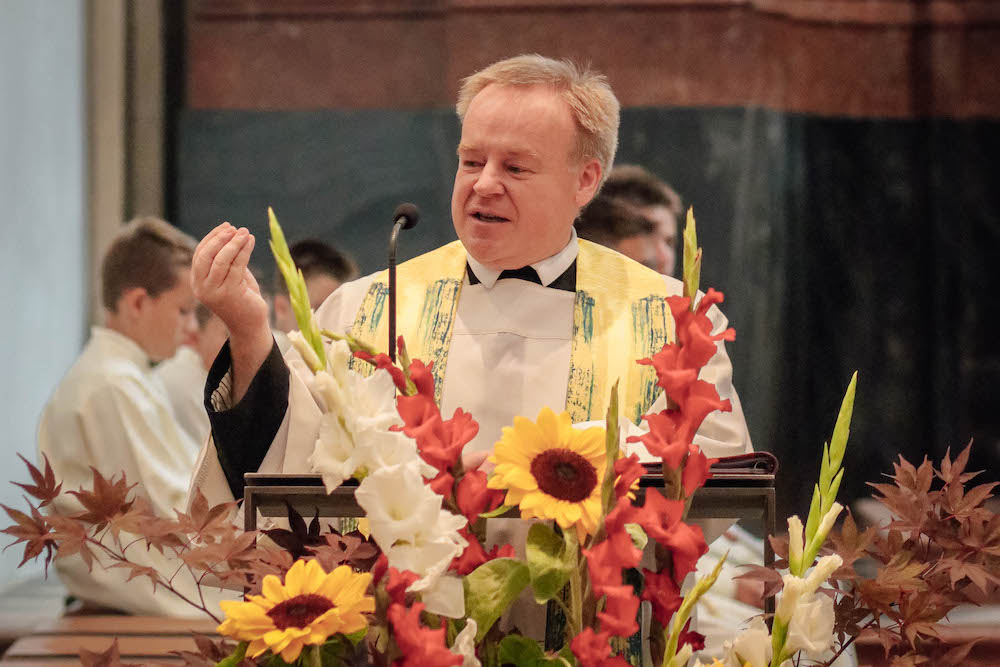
[388,203,420,362]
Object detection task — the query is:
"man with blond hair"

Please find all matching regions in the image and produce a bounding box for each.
[38,217,226,616]
[189,54,750,505]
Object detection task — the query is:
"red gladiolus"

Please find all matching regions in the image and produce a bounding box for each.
[419,409,479,472]
[426,470,454,499]
[613,454,645,500]
[385,568,419,605]
[388,602,462,667]
[641,567,683,626]
[407,358,436,399]
[570,628,631,667]
[597,585,640,637]
[628,411,692,469]
[660,521,708,584]
[630,490,684,546]
[450,528,514,575]
[681,446,715,497]
[455,469,503,523]
[677,618,706,652]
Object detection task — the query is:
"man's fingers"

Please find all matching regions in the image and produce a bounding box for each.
[193,223,236,283]
[204,228,250,290]
[244,261,262,296]
[222,232,256,292]
[462,450,489,472]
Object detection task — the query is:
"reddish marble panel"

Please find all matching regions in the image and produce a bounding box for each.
[186,0,1000,117]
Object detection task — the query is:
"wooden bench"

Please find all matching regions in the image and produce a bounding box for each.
[0,615,218,665]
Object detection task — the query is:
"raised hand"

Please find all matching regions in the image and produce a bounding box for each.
[192,222,273,399]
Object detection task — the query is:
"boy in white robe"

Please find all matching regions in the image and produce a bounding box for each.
[37,217,229,617]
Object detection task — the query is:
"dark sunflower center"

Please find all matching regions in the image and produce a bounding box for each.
[530,448,598,503]
[266,593,335,630]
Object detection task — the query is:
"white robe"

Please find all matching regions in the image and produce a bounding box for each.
[38,327,230,617]
[155,345,211,448]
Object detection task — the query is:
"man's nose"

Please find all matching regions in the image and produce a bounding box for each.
[472,162,504,197]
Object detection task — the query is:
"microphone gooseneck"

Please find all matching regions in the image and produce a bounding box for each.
[388,203,420,362]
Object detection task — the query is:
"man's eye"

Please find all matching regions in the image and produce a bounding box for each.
[462,159,482,168]
[507,165,525,174]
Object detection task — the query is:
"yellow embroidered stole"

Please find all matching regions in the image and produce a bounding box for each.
[347,239,673,422]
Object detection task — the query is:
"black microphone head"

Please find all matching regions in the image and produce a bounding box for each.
[393,203,420,230]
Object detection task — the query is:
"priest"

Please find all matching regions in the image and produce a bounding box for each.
[188,54,751,506]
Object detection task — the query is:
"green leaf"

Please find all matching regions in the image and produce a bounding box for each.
[828,372,857,478]
[464,558,530,641]
[214,641,248,667]
[681,207,701,305]
[803,484,822,549]
[499,635,547,666]
[526,523,574,603]
[600,380,620,516]
[625,523,648,551]
[479,504,514,519]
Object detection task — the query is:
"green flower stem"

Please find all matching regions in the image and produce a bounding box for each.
[769,618,791,667]
[662,553,726,667]
[303,643,322,667]
[565,529,584,641]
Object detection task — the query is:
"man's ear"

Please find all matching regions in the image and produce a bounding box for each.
[574,158,602,208]
[273,294,291,321]
[118,286,149,319]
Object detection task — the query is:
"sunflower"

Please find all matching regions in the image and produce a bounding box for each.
[488,407,606,541]
[218,558,374,663]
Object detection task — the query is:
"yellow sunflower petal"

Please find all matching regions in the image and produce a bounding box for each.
[260,572,289,602]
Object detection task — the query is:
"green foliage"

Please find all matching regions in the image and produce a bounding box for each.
[498,635,575,666]
[269,207,326,371]
[525,523,575,604]
[463,557,531,642]
[681,208,702,306]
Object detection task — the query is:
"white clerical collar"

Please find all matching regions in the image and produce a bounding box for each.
[466,228,579,289]
[90,326,154,370]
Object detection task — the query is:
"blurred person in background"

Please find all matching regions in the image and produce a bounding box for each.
[37,217,226,616]
[601,164,683,277]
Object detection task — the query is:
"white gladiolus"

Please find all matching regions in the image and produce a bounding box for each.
[667,644,692,667]
[785,592,836,659]
[287,330,322,371]
[452,619,480,667]
[814,502,844,545]
[788,515,804,572]
[777,554,843,624]
[775,575,809,625]
[804,554,843,592]
[355,464,445,547]
[729,616,772,667]
[309,411,358,489]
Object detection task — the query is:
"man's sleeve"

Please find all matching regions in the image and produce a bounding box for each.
[204,338,290,499]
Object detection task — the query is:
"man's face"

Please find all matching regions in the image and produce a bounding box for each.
[452,84,601,270]
[615,233,670,272]
[140,268,197,362]
[306,274,341,310]
[641,204,678,276]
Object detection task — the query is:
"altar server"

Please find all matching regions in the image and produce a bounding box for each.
[38,217,223,616]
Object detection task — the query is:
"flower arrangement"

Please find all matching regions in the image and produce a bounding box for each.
[4,208,995,666]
